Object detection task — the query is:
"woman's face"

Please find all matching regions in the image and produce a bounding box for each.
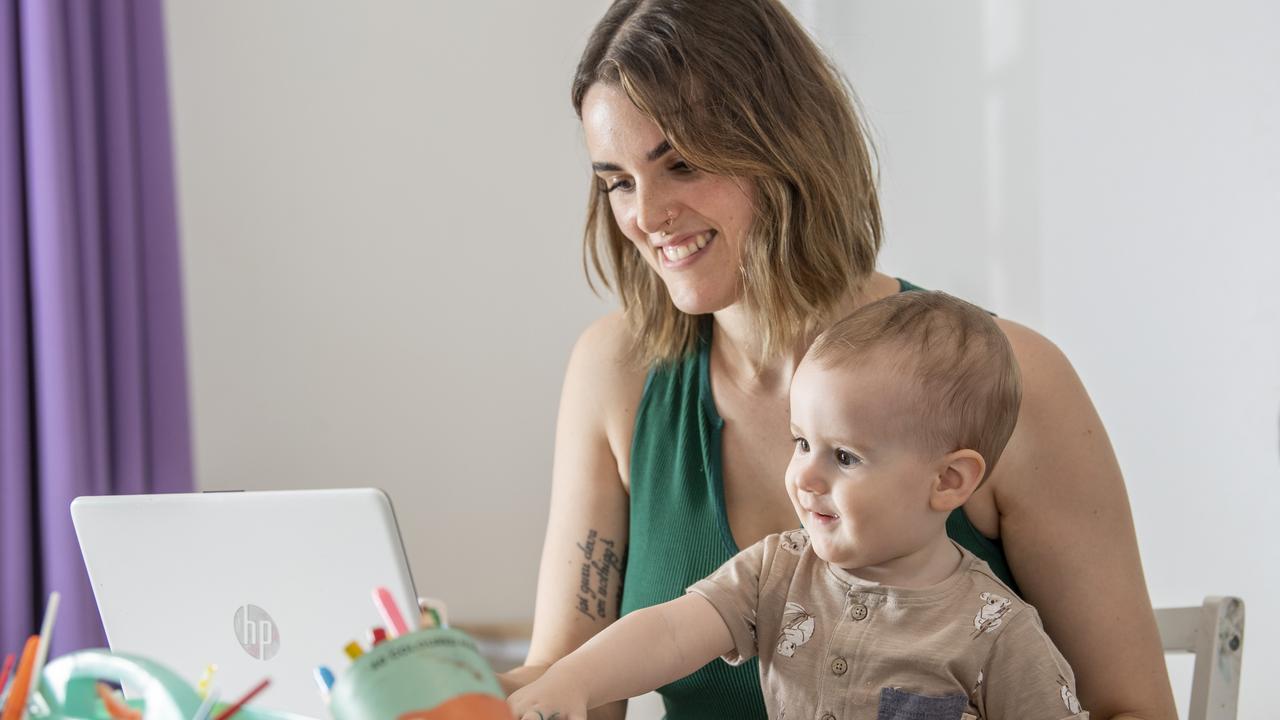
[580,84,755,315]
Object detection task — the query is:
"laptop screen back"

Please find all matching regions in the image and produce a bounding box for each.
[71,488,418,717]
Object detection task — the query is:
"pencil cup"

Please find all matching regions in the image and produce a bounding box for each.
[30,650,310,720]
[327,627,511,720]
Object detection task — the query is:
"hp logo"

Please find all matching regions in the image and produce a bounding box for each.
[233,604,281,660]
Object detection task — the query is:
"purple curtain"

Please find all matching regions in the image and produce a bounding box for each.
[0,0,192,658]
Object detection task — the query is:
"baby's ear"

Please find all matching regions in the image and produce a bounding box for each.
[929,449,986,512]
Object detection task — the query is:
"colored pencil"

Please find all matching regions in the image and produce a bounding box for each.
[343,641,363,661]
[417,596,448,628]
[212,677,270,720]
[193,688,221,720]
[95,682,142,720]
[0,636,38,720]
[371,587,410,637]
[24,592,60,710]
[196,663,218,699]
[0,654,14,695]
[312,666,334,705]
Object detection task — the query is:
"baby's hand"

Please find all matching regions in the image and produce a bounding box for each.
[506,668,589,720]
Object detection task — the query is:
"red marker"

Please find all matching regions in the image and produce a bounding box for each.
[369,627,388,646]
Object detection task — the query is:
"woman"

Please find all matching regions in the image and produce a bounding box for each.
[500,1,1176,718]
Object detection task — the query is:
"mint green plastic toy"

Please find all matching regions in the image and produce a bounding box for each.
[327,628,510,719]
[20,649,315,720]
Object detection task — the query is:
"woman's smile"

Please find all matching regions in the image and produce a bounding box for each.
[657,230,716,267]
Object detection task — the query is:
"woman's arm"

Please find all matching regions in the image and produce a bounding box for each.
[498,313,646,720]
[992,319,1177,720]
[509,594,734,719]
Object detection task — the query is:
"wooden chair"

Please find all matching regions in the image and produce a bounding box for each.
[1155,596,1245,720]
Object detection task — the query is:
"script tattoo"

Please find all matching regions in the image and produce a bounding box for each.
[573,529,625,621]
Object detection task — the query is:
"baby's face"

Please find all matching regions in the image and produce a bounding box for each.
[785,357,946,581]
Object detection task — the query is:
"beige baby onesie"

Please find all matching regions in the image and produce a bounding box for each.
[687,529,1088,720]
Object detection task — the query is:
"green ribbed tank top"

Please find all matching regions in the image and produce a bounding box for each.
[620,279,1019,719]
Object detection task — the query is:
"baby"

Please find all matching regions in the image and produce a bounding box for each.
[509,291,1087,720]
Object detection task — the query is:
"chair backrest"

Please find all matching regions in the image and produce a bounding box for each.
[1154,596,1245,720]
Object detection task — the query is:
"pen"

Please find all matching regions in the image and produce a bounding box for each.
[343,641,364,661]
[372,587,410,637]
[369,627,388,646]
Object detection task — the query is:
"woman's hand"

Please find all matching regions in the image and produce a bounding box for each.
[497,664,549,697]
[507,668,589,720]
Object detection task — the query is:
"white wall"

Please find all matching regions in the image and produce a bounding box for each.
[167,0,1278,716]
[798,1,1280,716]
[165,0,611,625]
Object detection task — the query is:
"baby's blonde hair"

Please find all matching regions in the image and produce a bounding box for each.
[808,292,1022,482]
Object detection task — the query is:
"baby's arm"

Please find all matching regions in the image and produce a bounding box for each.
[507,593,733,720]
[980,608,1090,720]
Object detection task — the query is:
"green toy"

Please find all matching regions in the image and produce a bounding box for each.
[327,628,510,720]
[19,650,314,720]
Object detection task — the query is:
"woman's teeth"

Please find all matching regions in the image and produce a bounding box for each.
[662,231,714,262]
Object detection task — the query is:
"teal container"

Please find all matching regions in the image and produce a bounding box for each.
[328,628,511,720]
[24,649,310,720]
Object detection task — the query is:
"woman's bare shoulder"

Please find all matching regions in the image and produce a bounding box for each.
[992,317,1087,417]
[989,315,1123,505]
[570,311,647,385]
[574,310,633,359]
[565,311,649,445]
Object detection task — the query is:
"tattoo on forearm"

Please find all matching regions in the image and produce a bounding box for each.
[573,529,626,620]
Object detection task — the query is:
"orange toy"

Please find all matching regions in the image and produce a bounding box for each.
[397,693,514,719]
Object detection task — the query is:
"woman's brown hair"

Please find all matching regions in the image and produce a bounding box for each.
[572,0,882,366]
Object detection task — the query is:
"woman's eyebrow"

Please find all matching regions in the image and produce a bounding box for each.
[645,140,673,161]
[591,140,673,173]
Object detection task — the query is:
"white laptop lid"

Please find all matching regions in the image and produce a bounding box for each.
[71,488,418,718]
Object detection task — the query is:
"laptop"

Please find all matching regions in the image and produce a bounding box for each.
[71,488,419,718]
